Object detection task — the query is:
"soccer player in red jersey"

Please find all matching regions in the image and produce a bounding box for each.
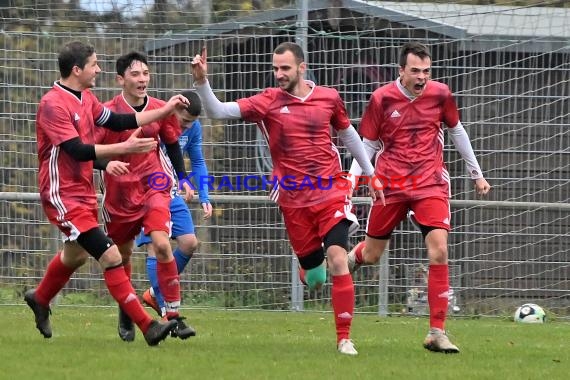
[191,42,380,356]
[96,51,196,342]
[26,41,189,346]
[347,41,491,353]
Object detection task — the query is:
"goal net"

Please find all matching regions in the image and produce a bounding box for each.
[0,0,568,318]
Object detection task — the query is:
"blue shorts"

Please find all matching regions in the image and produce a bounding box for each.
[135,195,195,247]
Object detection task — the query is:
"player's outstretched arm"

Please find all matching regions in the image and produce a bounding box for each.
[191,47,208,85]
[59,128,156,162]
[98,95,189,132]
[95,127,157,158]
[135,94,190,126]
[191,47,241,120]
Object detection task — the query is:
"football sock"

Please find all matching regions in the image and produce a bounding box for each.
[353,241,365,264]
[304,263,327,290]
[157,259,181,319]
[173,247,191,274]
[123,261,132,279]
[145,256,166,310]
[35,251,75,306]
[428,264,449,331]
[331,273,355,343]
[104,265,152,333]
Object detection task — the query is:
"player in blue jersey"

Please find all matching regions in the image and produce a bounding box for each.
[136,91,213,321]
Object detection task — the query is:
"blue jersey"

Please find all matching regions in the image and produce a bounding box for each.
[159,119,210,204]
[179,120,210,204]
[137,120,209,246]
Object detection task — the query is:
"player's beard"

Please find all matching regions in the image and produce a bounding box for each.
[278,69,300,93]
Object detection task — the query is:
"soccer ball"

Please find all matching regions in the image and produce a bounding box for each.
[514,303,546,323]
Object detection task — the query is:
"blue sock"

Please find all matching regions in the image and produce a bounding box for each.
[145,256,166,310]
[173,248,191,274]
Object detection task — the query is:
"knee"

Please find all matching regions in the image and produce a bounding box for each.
[326,248,346,271]
[363,246,383,264]
[357,242,385,265]
[119,250,132,266]
[72,251,89,268]
[177,235,199,256]
[61,249,89,269]
[152,240,172,260]
[99,248,123,269]
[427,244,448,264]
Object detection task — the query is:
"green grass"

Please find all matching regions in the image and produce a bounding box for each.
[1,306,568,380]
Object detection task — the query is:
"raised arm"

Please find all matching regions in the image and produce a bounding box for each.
[191,47,241,120]
[98,94,190,131]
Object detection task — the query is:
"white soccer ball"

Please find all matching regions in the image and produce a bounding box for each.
[514,303,546,323]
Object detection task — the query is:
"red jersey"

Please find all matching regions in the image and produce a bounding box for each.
[237,82,350,207]
[359,80,460,203]
[37,82,108,216]
[96,94,179,222]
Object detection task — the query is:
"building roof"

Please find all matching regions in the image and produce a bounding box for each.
[368,1,570,39]
[145,0,570,53]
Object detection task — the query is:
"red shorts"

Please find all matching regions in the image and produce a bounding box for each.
[280,196,358,257]
[367,197,450,238]
[42,204,100,241]
[106,207,171,246]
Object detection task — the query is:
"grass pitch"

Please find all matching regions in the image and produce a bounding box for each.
[1,306,568,380]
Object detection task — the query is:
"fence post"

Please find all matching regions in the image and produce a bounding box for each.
[378,250,389,316]
[291,255,304,311]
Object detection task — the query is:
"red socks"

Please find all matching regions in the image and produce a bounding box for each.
[331,274,355,343]
[427,264,449,330]
[353,241,365,264]
[104,266,152,333]
[35,252,75,306]
[123,261,132,279]
[157,259,181,319]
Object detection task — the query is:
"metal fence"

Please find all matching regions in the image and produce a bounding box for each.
[0,1,569,318]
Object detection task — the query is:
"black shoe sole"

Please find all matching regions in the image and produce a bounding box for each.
[423,344,460,354]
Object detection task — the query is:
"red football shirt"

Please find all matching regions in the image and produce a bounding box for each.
[237,82,351,207]
[359,80,460,202]
[96,94,179,222]
[37,83,107,216]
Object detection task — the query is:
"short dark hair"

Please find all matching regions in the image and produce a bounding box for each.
[180,90,201,116]
[273,42,304,64]
[58,41,96,78]
[116,51,149,76]
[399,42,431,68]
